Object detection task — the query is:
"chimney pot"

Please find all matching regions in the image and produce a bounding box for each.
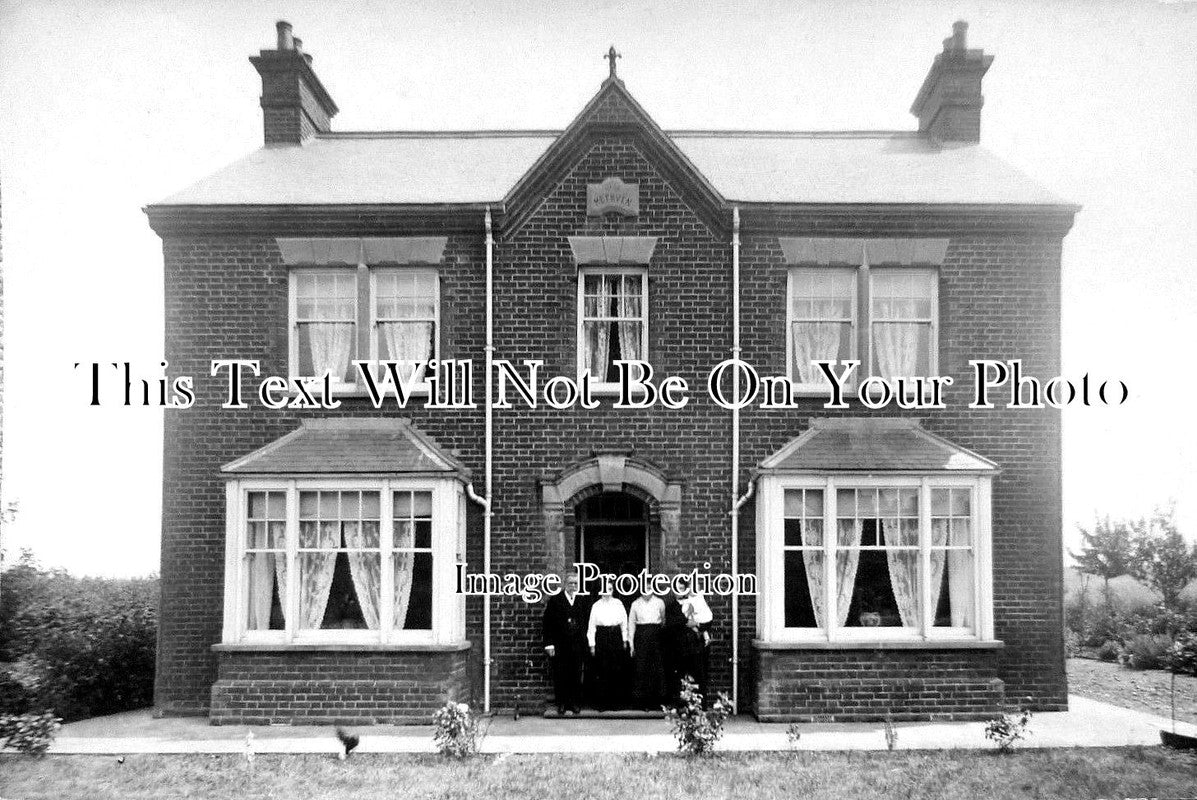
[952,20,968,51]
[276,20,293,51]
[293,37,303,54]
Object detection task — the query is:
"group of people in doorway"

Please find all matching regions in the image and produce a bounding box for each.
[542,572,712,714]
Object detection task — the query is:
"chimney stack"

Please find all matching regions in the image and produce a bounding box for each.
[250,21,338,146]
[910,20,993,144]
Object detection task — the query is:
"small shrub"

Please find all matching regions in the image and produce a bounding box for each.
[785,723,802,749]
[1165,632,1197,676]
[883,713,898,751]
[1096,640,1121,662]
[0,710,62,756]
[983,700,1032,753]
[432,701,479,758]
[1063,629,1083,657]
[1118,633,1173,670]
[663,676,732,756]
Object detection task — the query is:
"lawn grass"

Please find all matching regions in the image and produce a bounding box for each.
[2,748,1195,800]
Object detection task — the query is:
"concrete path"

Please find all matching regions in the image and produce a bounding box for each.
[27,696,1197,755]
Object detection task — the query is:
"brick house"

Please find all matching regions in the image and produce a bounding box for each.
[146,21,1076,724]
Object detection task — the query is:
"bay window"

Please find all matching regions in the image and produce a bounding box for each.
[224,478,463,645]
[578,268,647,388]
[761,474,992,643]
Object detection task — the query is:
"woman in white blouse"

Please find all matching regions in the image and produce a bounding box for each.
[628,590,666,709]
[586,588,629,711]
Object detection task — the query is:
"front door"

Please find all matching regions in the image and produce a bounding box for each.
[576,491,648,603]
[573,492,649,712]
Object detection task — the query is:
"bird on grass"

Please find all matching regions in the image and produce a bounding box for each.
[335,727,360,760]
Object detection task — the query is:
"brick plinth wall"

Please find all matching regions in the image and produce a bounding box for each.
[209,646,470,725]
[752,645,1004,722]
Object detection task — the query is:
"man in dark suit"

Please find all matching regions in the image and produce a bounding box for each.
[542,572,589,715]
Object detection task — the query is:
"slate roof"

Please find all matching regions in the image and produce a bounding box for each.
[154,130,1064,208]
[221,418,468,476]
[760,418,998,473]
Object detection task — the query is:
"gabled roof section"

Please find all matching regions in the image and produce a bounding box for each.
[500,76,728,238]
[221,418,468,477]
[760,418,998,473]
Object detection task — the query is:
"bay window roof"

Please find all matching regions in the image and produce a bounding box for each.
[221,418,468,477]
[760,418,999,474]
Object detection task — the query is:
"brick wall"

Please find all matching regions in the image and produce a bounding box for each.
[210,647,470,725]
[154,109,1068,720]
[753,646,1004,722]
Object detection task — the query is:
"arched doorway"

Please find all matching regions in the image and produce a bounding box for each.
[575,492,649,605]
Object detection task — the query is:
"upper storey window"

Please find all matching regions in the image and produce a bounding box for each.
[293,270,358,384]
[578,267,647,388]
[281,236,447,393]
[372,268,439,385]
[870,269,937,380]
[783,238,946,394]
[787,266,939,391]
[288,266,439,391]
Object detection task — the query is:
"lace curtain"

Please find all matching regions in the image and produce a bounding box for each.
[247,550,286,630]
[931,518,974,628]
[307,322,355,382]
[800,519,861,627]
[382,321,434,383]
[882,519,921,628]
[299,521,339,629]
[791,298,847,383]
[344,521,382,630]
[873,323,920,380]
[584,276,613,377]
[617,277,643,361]
[393,521,416,630]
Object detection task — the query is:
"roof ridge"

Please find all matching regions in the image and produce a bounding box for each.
[319,130,562,139]
[317,129,924,141]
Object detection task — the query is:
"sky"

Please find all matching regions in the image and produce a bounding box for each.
[0,0,1195,577]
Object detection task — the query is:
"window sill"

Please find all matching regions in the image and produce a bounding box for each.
[213,641,471,653]
[752,638,1003,651]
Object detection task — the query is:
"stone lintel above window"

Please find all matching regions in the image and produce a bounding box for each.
[276,237,448,266]
[568,235,658,266]
[779,237,949,267]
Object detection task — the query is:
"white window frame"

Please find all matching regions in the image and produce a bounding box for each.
[786,267,858,394]
[288,267,360,392]
[288,266,441,396]
[369,267,441,395]
[576,266,649,394]
[784,263,939,396]
[866,267,939,382]
[755,472,994,644]
[222,476,465,646]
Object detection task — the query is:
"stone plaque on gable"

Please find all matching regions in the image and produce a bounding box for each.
[586,177,639,217]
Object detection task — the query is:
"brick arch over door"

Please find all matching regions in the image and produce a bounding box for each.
[539,452,683,575]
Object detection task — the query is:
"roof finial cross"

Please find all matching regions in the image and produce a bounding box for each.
[605,45,621,79]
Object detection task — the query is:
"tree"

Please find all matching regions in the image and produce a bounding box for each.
[1070,515,1134,610]
[1129,505,1197,615]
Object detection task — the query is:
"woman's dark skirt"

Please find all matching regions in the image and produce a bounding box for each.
[590,625,627,710]
[631,623,665,709]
